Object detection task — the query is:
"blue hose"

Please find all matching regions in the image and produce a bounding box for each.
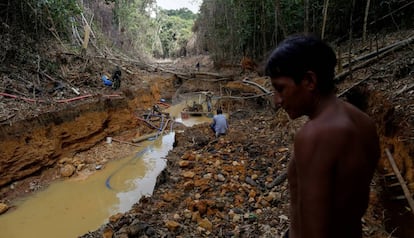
[105,146,151,190]
[105,117,171,190]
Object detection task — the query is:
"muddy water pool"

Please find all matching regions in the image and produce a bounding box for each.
[0,101,213,238]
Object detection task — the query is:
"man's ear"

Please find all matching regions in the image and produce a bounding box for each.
[303,71,317,91]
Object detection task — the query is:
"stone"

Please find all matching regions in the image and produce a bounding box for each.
[0,203,9,215]
[182,171,195,178]
[203,173,212,179]
[198,218,213,231]
[183,209,192,219]
[278,147,289,152]
[216,174,225,182]
[194,193,201,199]
[60,164,75,177]
[232,214,241,222]
[179,160,191,168]
[194,200,208,215]
[162,192,177,202]
[58,157,71,164]
[102,227,114,238]
[165,220,180,231]
[183,181,194,190]
[264,192,278,202]
[109,213,123,223]
[76,163,85,171]
[191,211,201,222]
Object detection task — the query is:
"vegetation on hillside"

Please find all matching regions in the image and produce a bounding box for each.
[0,0,197,63]
[156,8,198,58]
[1,0,412,69]
[193,0,414,64]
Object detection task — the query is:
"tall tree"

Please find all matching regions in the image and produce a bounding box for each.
[304,0,310,33]
[321,0,330,39]
[275,0,287,38]
[362,0,371,41]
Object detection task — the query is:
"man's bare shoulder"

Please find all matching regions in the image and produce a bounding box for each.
[296,117,351,143]
[295,101,358,153]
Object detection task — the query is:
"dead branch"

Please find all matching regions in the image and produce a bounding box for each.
[396,81,414,96]
[337,74,372,97]
[112,138,140,147]
[335,36,414,82]
[242,78,272,94]
[385,148,414,215]
[194,71,233,79]
[369,1,414,26]
[195,77,233,82]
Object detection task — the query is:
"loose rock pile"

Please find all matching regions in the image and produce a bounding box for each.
[81,109,388,238]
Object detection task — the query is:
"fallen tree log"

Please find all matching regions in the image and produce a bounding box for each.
[336,36,414,82]
[132,132,161,143]
[242,78,272,94]
[341,36,414,68]
[337,74,372,97]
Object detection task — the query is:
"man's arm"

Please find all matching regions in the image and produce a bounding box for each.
[294,124,347,238]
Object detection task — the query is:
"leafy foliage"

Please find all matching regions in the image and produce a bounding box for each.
[157,8,198,58]
[194,0,414,64]
[1,0,81,36]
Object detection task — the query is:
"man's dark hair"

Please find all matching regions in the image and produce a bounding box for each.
[217,108,222,114]
[265,34,337,94]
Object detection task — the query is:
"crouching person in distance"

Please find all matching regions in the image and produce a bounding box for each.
[210,108,228,138]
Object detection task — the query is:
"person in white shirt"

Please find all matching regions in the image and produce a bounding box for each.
[210,108,228,137]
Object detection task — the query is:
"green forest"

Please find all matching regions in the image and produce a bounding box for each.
[1,0,413,66]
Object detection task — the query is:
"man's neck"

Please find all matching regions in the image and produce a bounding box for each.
[308,93,337,120]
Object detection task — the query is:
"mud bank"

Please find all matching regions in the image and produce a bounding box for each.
[0,86,162,187]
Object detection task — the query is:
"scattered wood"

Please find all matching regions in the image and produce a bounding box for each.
[193,71,232,79]
[268,171,288,190]
[0,113,16,123]
[242,78,271,94]
[196,77,232,82]
[396,81,414,96]
[71,87,80,95]
[219,92,272,100]
[385,148,414,215]
[132,132,162,143]
[337,74,372,97]
[336,36,414,82]
[112,138,140,147]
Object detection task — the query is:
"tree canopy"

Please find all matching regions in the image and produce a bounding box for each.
[1,0,412,63]
[193,0,414,64]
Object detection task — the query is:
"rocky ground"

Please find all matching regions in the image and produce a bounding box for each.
[80,111,390,238]
[0,30,413,238]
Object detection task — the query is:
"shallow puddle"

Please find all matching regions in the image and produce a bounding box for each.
[0,100,214,238]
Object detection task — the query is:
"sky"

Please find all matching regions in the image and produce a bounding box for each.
[156,0,201,13]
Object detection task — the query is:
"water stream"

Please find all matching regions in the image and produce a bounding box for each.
[0,100,213,238]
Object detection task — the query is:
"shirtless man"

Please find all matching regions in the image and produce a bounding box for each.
[265,35,380,238]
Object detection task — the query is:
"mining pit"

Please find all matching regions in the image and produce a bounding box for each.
[0,48,413,237]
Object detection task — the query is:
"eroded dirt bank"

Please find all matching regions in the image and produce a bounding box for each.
[0,81,168,187]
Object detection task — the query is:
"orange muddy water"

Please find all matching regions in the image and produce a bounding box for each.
[0,100,213,238]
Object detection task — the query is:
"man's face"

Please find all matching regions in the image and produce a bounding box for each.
[270,76,308,119]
